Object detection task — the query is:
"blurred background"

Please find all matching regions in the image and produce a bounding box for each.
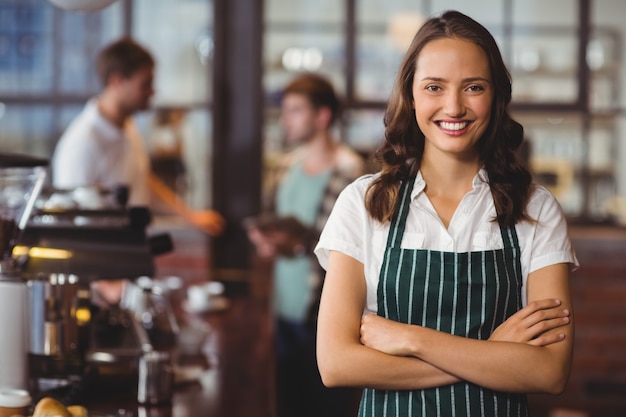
[0,1,625,416]
[2,0,626,224]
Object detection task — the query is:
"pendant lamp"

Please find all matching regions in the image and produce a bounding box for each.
[48,0,118,12]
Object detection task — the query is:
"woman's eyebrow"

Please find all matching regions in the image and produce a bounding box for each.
[419,76,490,83]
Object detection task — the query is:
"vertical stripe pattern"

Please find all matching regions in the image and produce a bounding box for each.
[360,177,529,417]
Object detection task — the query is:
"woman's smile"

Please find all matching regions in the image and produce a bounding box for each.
[436,120,472,136]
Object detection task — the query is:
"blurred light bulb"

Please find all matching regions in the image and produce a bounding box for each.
[282,47,323,71]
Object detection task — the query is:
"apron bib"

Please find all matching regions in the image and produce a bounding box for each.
[359,176,529,417]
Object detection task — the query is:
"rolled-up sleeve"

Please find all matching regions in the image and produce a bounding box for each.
[526,187,579,274]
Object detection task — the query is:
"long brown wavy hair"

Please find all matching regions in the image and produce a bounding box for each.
[365,10,532,227]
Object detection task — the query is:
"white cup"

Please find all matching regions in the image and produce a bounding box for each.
[0,388,31,417]
[205,281,225,296]
[187,285,209,310]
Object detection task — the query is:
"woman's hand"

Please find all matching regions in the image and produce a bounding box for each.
[489,298,570,346]
[360,314,417,357]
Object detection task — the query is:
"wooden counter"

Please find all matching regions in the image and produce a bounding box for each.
[170,264,274,417]
[56,258,276,417]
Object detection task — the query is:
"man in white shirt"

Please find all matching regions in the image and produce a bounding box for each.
[52,37,223,232]
[52,38,223,305]
[52,38,154,207]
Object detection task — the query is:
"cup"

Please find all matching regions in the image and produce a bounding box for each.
[137,351,174,405]
[186,285,209,311]
[0,388,31,417]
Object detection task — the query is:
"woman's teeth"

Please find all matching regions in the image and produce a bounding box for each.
[439,121,469,131]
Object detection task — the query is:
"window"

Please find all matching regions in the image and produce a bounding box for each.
[0,0,214,209]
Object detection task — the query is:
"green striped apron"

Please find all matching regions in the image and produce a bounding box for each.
[359,176,529,417]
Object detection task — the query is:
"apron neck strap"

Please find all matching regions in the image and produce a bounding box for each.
[386,176,416,248]
[499,222,519,249]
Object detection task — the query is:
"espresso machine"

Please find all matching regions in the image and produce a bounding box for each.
[17,189,176,396]
[0,153,48,390]
[0,163,172,404]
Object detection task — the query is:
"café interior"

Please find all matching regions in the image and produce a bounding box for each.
[0,0,625,416]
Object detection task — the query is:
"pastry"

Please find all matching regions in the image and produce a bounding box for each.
[32,398,71,417]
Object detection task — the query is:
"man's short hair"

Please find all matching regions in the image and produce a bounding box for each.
[96,37,155,86]
[282,73,342,124]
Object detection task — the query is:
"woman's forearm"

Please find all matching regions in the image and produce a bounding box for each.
[317,335,461,390]
[408,326,572,394]
[321,317,570,393]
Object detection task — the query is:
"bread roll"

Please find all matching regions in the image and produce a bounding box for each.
[66,406,87,417]
[32,397,71,417]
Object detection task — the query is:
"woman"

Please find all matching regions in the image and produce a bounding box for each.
[314,10,577,417]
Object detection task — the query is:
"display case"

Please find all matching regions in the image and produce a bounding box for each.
[512,27,622,221]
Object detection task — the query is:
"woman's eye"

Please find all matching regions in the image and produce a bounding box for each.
[467,84,484,92]
[425,85,441,92]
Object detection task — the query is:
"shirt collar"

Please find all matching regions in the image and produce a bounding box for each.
[84,98,125,143]
[474,168,490,187]
[411,167,490,200]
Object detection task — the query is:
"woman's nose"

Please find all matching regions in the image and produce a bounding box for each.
[443,91,466,117]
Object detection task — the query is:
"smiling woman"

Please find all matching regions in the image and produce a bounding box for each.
[314,10,578,417]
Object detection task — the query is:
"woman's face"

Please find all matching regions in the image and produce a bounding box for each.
[412,37,493,161]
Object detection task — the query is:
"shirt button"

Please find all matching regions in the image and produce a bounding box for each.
[442,236,454,251]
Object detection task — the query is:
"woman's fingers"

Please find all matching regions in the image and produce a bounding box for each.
[521,301,570,341]
[527,327,567,347]
[517,299,562,320]
[490,299,570,344]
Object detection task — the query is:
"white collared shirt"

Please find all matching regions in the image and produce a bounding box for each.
[315,170,578,314]
[52,99,150,206]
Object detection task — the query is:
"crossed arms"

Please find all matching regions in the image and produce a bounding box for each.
[316,251,573,395]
